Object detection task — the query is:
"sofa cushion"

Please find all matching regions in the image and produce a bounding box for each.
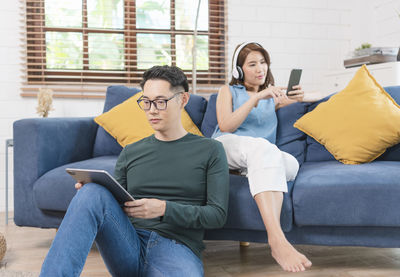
[184,92,208,129]
[304,95,335,162]
[295,65,400,164]
[93,86,208,157]
[305,86,400,162]
[224,174,294,232]
[201,93,218,137]
[94,92,203,147]
[201,93,308,164]
[93,86,141,157]
[377,86,400,161]
[293,160,400,227]
[33,156,118,212]
[276,102,308,165]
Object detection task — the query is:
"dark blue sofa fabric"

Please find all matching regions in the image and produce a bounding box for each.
[304,86,400,162]
[34,156,118,212]
[303,95,335,162]
[293,160,400,227]
[205,225,400,248]
[93,85,208,157]
[275,102,308,165]
[225,175,294,232]
[13,117,98,227]
[200,94,218,137]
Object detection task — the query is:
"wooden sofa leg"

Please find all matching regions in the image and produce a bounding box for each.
[240,241,250,247]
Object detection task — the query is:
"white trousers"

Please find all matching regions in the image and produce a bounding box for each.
[215,134,299,196]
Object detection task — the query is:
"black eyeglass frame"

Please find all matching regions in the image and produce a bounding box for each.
[137,92,184,111]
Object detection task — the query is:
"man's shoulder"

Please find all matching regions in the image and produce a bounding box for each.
[124,135,154,150]
[186,134,225,154]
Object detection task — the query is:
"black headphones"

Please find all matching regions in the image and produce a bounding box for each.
[231,42,263,80]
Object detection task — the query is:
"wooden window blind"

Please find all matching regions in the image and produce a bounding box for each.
[21,0,227,98]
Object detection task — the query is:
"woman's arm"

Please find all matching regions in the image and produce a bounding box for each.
[215,85,259,133]
[216,85,284,133]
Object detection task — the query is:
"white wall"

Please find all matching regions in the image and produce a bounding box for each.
[0,0,399,213]
[371,0,400,46]
[227,0,358,97]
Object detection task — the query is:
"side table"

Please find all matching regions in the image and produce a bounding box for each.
[5,139,13,225]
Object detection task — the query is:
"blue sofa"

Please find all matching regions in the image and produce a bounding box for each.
[13,85,400,249]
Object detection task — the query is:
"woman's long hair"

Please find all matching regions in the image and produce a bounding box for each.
[229,43,274,91]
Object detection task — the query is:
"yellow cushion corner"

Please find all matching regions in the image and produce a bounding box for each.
[95,92,203,147]
[294,64,400,164]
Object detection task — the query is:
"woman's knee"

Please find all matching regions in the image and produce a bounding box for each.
[246,139,284,168]
[281,152,299,181]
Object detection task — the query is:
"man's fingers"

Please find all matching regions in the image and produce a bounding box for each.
[124,199,145,207]
[123,206,146,218]
[75,182,83,190]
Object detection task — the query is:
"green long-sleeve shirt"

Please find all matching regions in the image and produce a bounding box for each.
[114,133,229,258]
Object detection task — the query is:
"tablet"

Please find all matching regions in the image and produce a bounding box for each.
[66,168,135,204]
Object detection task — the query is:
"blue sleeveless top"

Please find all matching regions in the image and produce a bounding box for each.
[212,85,278,144]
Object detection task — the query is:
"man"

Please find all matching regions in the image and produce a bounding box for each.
[40,65,229,276]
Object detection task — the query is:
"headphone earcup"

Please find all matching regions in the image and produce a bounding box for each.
[236,66,243,80]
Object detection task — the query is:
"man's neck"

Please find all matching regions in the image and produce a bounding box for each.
[154,126,188,141]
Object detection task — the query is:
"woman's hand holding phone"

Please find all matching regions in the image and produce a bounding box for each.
[287,85,304,102]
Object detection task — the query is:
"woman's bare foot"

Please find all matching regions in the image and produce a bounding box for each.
[269,237,312,272]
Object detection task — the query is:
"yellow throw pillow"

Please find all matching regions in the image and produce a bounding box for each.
[95,92,203,147]
[294,64,400,164]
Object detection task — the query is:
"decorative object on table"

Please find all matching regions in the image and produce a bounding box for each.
[36,88,54,117]
[344,43,399,68]
[0,232,6,261]
[354,43,372,55]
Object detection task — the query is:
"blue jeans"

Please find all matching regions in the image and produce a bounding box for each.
[40,183,204,277]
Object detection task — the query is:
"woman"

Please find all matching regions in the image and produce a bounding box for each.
[212,42,312,273]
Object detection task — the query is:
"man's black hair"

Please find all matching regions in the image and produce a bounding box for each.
[140,65,189,92]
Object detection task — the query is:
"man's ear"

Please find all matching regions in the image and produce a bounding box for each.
[180,92,190,109]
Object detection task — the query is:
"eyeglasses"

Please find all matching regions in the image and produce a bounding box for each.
[137,92,183,111]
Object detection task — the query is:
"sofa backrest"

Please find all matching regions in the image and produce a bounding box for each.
[93,86,141,157]
[275,101,308,165]
[200,93,309,165]
[304,86,400,162]
[93,85,208,157]
[200,94,218,137]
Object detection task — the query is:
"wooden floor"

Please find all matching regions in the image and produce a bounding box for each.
[1,213,400,276]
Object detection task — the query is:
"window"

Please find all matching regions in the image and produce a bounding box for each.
[23,0,226,97]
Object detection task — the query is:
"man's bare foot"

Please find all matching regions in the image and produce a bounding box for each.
[269,238,312,272]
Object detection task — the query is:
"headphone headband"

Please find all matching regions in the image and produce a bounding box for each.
[231,41,262,79]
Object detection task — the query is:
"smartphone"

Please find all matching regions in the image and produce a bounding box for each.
[286,69,302,94]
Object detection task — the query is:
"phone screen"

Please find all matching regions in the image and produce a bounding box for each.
[286,69,302,94]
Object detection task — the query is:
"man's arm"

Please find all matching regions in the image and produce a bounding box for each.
[161,142,230,229]
[114,148,128,190]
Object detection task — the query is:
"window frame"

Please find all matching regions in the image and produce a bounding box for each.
[23,0,227,97]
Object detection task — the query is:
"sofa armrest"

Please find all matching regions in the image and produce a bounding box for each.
[14,117,98,180]
[13,117,98,227]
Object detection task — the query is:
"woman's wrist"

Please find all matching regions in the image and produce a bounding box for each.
[249,93,260,106]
